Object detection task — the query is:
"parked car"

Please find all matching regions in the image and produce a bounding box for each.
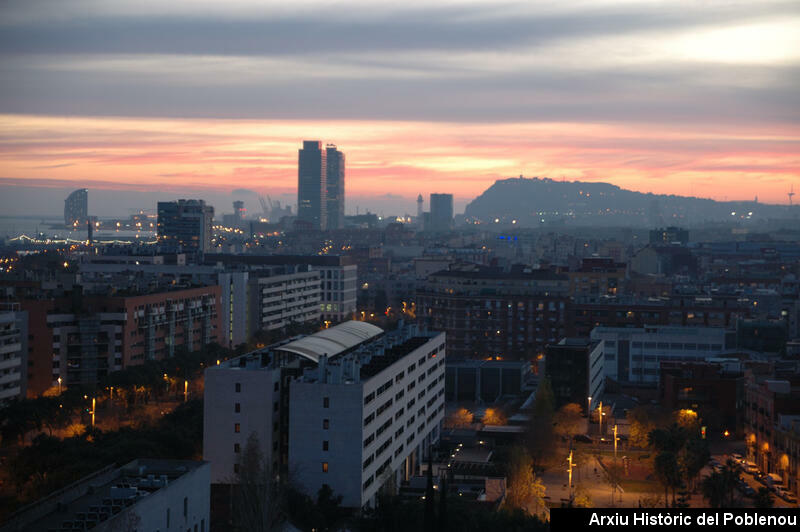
[777,490,797,504]
[737,481,755,497]
[731,453,744,463]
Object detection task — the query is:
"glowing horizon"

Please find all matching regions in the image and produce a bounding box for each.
[0,114,797,212]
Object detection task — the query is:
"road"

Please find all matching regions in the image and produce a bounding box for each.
[711,452,797,509]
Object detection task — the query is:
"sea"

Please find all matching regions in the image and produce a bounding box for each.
[0,216,154,240]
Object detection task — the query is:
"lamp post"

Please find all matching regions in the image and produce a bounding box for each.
[567,449,574,498]
[91,397,96,428]
[587,396,592,417]
[57,377,62,395]
[184,380,188,403]
[598,401,604,439]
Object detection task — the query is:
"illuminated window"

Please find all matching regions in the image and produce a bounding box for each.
[234,423,240,433]
[322,462,329,473]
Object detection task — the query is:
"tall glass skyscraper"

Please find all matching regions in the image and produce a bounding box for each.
[298,141,327,230]
[64,188,88,226]
[325,144,345,230]
[429,193,454,232]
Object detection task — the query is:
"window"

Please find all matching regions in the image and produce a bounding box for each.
[235,382,241,393]
[322,462,329,473]
[323,419,329,429]
[234,423,240,433]
[234,464,240,474]
[234,443,240,453]
[167,508,171,528]
[183,497,188,518]
[323,440,329,451]
[234,403,240,413]
[323,397,330,408]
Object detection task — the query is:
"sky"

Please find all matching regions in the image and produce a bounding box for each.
[0,0,798,217]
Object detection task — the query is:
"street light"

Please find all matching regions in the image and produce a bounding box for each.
[57,377,62,395]
[184,380,188,403]
[587,396,592,416]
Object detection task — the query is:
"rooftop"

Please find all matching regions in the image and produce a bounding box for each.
[277,321,384,364]
[3,459,206,532]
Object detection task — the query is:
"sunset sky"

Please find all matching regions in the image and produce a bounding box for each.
[0,0,798,216]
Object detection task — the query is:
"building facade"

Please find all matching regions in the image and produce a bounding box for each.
[205,254,357,323]
[46,286,222,389]
[544,338,604,410]
[0,305,27,402]
[590,325,734,384]
[64,188,88,227]
[298,140,327,230]
[157,199,214,253]
[288,327,446,508]
[325,144,345,231]
[203,321,446,509]
[2,459,210,532]
[417,265,569,361]
[428,193,453,232]
[247,268,321,335]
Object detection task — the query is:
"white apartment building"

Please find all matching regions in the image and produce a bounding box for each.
[590,325,734,384]
[314,262,357,323]
[203,320,385,484]
[0,305,27,401]
[247,269,320,335]
[203,320,446,510]
[288,327,445,508]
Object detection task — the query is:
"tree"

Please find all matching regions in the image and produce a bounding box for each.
[526,377,556,471]
[653,451,682,506]
[232,432,285,532]
[680,437,710,492]
[572,484,593,508]
[482,408,507,426]
[505,446,546,517]
[701,460,741,509]
[445,408,473,428]
[754,487,774,508]
[627,405,669,449]
[555,403,583,443]
[674,409,700,435]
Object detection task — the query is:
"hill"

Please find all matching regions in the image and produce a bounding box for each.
[463,177,789,227]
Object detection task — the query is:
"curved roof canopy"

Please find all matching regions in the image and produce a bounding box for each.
[276,320,383,364]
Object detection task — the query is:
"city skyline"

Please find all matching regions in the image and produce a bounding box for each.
[0,0,798,215]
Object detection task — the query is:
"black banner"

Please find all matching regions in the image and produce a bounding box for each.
[550,508,799,532]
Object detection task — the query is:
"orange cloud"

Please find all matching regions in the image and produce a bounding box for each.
[0,114,797,206]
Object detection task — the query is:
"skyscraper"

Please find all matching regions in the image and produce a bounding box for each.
[429,193,454,232]
[416,194,423,224]
[298,141,327,230]
[64,188,88,227]
[325,144,345,230]
[157,199,214,253]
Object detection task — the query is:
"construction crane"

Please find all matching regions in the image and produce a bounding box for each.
[789,185,795,207]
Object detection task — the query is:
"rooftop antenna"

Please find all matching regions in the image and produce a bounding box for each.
[789,185,795,207]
